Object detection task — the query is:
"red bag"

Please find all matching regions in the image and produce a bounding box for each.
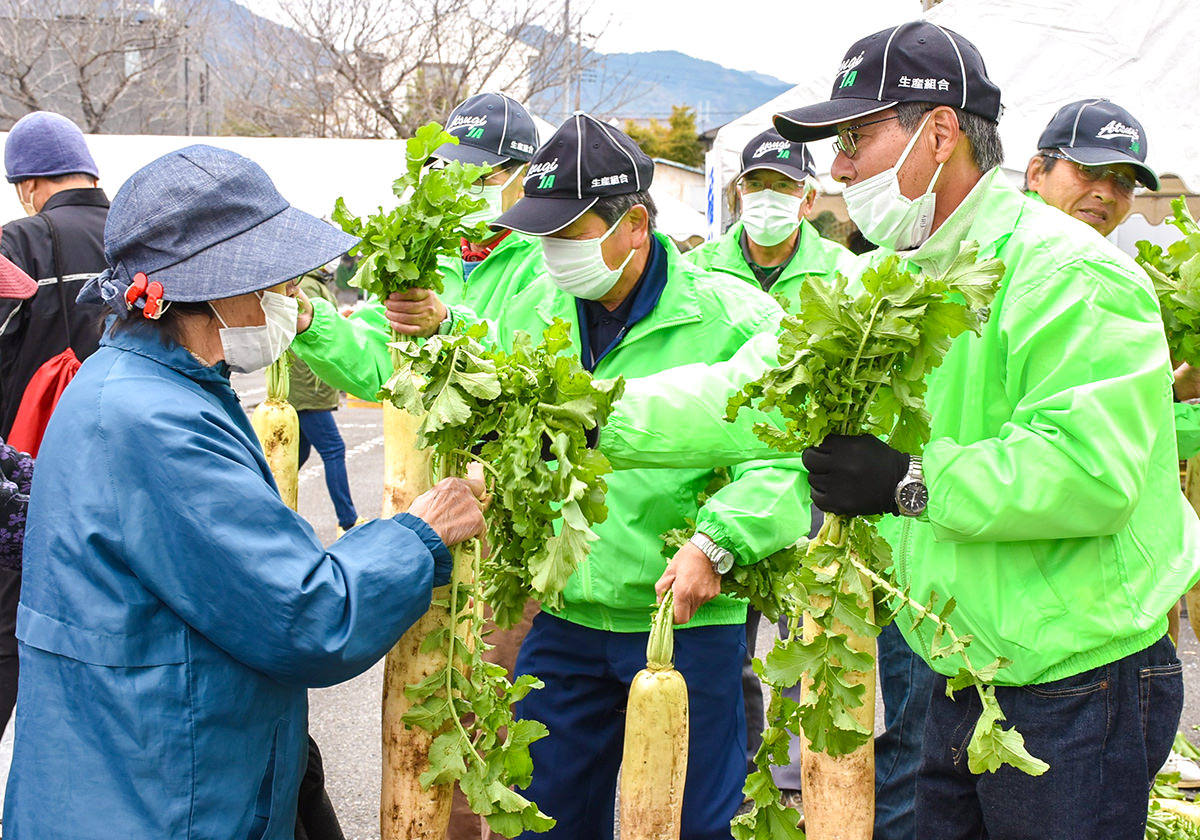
[7,347,81,457]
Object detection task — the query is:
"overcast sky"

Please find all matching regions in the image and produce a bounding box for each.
[580,0,922,84]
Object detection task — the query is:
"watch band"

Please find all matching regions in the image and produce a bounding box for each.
[690,532,734,575]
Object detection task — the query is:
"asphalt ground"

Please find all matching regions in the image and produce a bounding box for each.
[2,373,1199,837]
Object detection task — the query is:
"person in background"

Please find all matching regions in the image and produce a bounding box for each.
[333,252,359,308]
[686,127,856,811]
[293,91,543,402]
[0,245,37,744]
[291,271,361,537]
[4,145,486,839]
[688,128,855,302]
[0,111,109,438]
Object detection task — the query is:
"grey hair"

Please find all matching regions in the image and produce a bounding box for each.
[592,191,657,232]
[895,102,1004,173]
[1021,150,1059,191]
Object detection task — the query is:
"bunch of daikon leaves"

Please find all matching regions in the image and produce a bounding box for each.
[382,320,623,836]
[723,242,1049,838]
[1136,196,1200,365]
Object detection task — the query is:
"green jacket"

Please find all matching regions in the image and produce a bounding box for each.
[287,275,341,411]
[292,233,543,401]
[686,219,858,310]
[600,170,1200,685]
[492,233,810,633]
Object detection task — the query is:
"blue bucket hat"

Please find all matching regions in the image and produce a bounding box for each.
[4,111,100,183]
[79,144,358,315]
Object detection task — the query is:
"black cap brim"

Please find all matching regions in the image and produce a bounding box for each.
[1058,147,1159,190]
[774,99,896,142]
[491,195,598,236]
[430,141,511,169]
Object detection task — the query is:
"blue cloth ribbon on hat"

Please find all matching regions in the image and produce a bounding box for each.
[77,266,134,318]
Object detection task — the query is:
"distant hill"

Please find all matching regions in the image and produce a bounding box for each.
[530,49,793,133]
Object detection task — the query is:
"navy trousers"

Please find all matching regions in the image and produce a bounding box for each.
[514,612,747,840]
[917,634,1183,839]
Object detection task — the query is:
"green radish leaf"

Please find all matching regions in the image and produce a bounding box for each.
[967,688,1049,776]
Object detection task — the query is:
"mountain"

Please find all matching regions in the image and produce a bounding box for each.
[529,49,793,134]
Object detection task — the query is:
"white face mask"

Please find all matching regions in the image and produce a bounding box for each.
[842,113,945,251]
[740,189,804,247]
[540,214,635,300]
[210,290,298,373]
[461,167,524,231]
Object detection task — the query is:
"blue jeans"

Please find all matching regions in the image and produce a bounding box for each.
[875,620,937,840]
[917,635,1183,840]
[514,612,746,840]
[297,410,358,529]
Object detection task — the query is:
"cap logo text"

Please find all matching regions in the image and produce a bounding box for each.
[449,115,488,132]
[1096,120,1140,145]
[898,76,949,91]
[528,158,559,178]
[752,140,792,159]
[509,140,535,154]
[591,174,629,188]
[835,52,864,89]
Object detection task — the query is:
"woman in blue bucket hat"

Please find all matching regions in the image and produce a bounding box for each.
[3,145,486,839]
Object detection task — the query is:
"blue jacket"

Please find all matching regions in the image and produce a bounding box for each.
[5,325,450,839]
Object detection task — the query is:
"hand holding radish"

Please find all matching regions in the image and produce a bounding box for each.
[385,287,448,337]
[655,539,722,625]
[408,477,486,547]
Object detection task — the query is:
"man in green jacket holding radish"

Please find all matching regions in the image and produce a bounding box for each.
[291,92,545,399]
[476,114,810,840]
[595,21,1200,840]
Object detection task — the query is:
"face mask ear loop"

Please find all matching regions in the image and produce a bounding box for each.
[500,165,525,192]
[209,301,232,330]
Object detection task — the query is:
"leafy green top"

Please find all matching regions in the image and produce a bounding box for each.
[332,122,490,298]
[728,242,1002,455]
[1135,196,1200,366]
[383,319,624,628]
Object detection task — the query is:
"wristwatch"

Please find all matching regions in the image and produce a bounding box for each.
[690,532,734,575]
[894,455,928,518]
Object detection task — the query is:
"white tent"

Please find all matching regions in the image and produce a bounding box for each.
[705,0,1200,238]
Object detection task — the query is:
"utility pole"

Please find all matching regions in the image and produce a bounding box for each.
[562,0,571,122]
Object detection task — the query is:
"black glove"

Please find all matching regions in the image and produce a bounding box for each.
[802,434,909,517]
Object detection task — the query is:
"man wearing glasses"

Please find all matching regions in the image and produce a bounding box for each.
[1023,99,1154,238]
[592,20,1198,838]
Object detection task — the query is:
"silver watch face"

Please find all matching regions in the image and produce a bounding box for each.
[898,481,928,516]
[712,551,734,575]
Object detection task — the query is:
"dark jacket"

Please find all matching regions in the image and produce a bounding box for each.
[0,188,109,435]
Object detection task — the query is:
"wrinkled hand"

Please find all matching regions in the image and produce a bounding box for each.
[385,287,448,337]
[408,477,487,548]
[655,540,722,625]
[1175,362,1200,402]
[802,433,908,517]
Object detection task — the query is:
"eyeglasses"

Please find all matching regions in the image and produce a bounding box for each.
[736,176,805,196]
[832,115,902,158]
[1042,151,1138,195]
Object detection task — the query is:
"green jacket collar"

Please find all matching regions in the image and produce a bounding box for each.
[904,167,1020,273]
[711,219,844,284]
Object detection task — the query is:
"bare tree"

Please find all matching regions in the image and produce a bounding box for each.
[0,0,214,133]
[237,0,631,138]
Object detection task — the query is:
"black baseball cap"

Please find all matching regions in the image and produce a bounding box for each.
[431,92,539,168]
[1036,99,1158,190]
[492,112,654,236]
[773,20,1002,143]
[736,128,816,182]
